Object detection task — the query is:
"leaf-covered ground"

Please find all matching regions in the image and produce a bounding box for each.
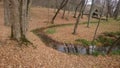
[0,5,120,68]
[46,20,120,44]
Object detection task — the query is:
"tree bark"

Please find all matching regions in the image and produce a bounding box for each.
[51,0,69,24]
[54,0,58,13]
[106,0,116,19]
[73,0,82,18]
[87,0,95,28]
[62,0,70,19]
[107,37,120,54]
[4,0,11,26]
[72,0,86,34]
[5,0,31,42]
[81,0,88,18]
[114,0,120,19]
[62,7,66,19]
[66,1,71,20]
[92,1,105,44]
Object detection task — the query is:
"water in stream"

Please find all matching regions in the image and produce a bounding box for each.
[55,43,119,55]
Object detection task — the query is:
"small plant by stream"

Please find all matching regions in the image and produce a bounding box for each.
[45,28,56,34]
[75,31,120,56]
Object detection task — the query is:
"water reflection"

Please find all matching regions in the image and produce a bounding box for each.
[55,43,119,54]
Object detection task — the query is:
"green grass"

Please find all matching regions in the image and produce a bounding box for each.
[75,39,91,46]
[45,28,56,34]
[116,18,120,21]
[92,51,105,56]
[103,32,120,37]
[97,35,114,45]
[111,50,120,55]
[46,20,98,29]
[95,32,120,46]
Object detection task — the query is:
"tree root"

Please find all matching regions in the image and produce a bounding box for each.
[20,37,33,46]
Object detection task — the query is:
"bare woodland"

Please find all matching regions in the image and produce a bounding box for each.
[0,0,120,67]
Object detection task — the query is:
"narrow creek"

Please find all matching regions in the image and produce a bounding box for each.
[33,24,120,55]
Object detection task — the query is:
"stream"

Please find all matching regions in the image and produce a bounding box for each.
[34,25,120,55]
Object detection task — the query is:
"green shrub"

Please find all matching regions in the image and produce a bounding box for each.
[116,18,120,21]
[92,51,105,56]
[111,50,120,55]
[97,35,106,43]
[92,40,98,45]
[103,32,120,37]
[45,28,56,34]
[75,39,91,46]
[97,35,114,45]
[96,32,120,46]
[92,51,100,56]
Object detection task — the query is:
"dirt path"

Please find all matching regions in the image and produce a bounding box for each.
[0,7,120,68]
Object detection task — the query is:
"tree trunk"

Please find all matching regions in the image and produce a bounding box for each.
[5,0,31,42]
[73,0,82,18]
[51,0,69,24]
[106,0,115,19]
[47,0,50,23]
[114,0,120,19]
[87,0,95,28]
[72,0,85,34]
[81,0,88,18]
[107,37,120,54]
[92,1,105,44]
[54,0,58,13]
[66,1,71,20]
[62,7,66,19]
[4,0,11,26]
[62,0,69,19]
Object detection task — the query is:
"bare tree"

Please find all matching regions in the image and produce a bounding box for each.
[106,0,118,20]
[54,0,58,13]
[87,0,95,28]
[114,0,120,19]
[61,0,70,19]
[62,7,66,19]
[107,37,120,54]
[65,1,71,20]
[72,0,86,34]
[47,0,50,23]
[4,0,11,26]
[81,0,88,18]
[4,0,32,43]
[51,0,69,24]
[73,0,82,18]
[108,0,112,16]
[92,1,105,44]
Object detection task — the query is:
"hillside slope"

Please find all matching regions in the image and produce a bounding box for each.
[0,5,120,68]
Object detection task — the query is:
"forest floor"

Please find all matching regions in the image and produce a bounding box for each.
[46,20,120,44]
[0,6,120,68]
